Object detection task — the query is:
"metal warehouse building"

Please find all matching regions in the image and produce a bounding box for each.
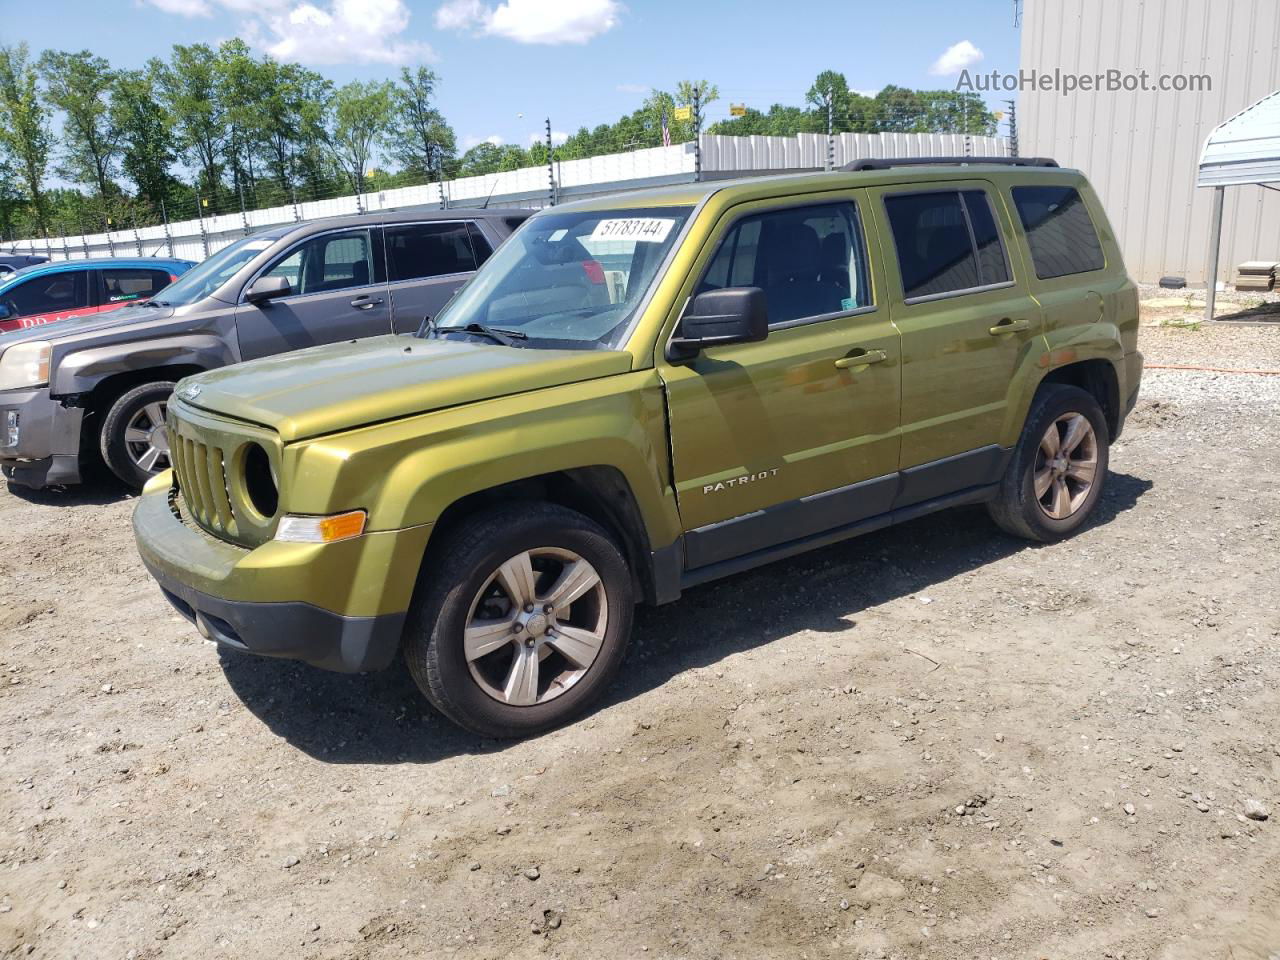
[1019,0,1280,284]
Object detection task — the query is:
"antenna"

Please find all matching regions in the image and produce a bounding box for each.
[480,178,499,209]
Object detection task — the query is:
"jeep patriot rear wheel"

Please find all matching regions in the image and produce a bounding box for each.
[988,383,1110,542]
[404,502,634,738]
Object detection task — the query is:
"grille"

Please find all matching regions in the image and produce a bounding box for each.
[170,433,239,538]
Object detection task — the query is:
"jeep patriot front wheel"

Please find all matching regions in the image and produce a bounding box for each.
[404,503,633,738]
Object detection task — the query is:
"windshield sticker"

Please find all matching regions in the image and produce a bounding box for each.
[589,217,675,243]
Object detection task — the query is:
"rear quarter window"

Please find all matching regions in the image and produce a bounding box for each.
[1011,185,1106,279]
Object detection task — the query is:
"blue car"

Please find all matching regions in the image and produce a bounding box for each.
[0,257,195,333]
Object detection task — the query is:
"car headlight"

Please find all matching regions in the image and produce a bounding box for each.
[0,342,51,391]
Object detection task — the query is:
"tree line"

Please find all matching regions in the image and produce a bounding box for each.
[0,41,996,242]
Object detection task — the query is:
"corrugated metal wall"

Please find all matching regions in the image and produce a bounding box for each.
[1020,0,1280,283]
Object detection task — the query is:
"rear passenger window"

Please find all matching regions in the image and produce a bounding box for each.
[884,190,1012,300]
[697,201,871,328]
[961,191,1010,286]
[385,222,477,282]
[101,268,173,304]
[1011,186,1105,279]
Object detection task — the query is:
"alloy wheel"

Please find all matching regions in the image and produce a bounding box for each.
[1034,412,1098,520]
[463,547,609,706]
[123,401,170,474]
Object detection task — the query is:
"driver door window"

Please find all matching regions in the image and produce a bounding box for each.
[696,202,872,328]
[1,270,92,330]
[261,231,374,296]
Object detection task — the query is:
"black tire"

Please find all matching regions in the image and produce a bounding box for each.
[987,383,1110,542]
[404,502,634,738]
[99,381,176,491]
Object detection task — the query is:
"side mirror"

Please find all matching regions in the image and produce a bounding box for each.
[245,275,293,305]
[667,287,768,360]
[0,303,11,322]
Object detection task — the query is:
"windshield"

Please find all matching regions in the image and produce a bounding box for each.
[155,233,284,306]
[428,206,693,349]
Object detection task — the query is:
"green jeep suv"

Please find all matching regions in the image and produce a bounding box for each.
[133,159,1143,737]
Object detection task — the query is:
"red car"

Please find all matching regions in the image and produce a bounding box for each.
[0,257,194,333]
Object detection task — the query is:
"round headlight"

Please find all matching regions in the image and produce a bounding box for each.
[242,442,278,518]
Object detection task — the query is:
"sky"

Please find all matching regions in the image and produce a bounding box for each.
[0,0,1023,152]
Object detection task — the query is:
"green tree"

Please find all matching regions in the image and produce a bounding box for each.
[457,140,522,177]
[153,43,225,193]
[0,44,51,232]
[113,66,181,214]
[38,50,119,201]
[0,157,28,239]
[216,39,257,192]
[327,80,394,192]
[259,62,331,190]
[387,66,456,182]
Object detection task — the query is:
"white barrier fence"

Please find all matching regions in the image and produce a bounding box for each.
[9,133,1010,264]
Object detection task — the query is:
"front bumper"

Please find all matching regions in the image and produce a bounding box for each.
[0,387,84,487]
[133,484,431,673]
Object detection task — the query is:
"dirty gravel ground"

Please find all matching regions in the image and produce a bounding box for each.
[2,322,1278,960]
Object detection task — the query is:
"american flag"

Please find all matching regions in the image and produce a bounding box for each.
[660,108,671,147]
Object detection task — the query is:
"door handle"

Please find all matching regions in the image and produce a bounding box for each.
[350,296,384,310]
[835,348,887,369]
[989,317,1030,335]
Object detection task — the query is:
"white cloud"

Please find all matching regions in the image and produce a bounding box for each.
[615,83,648,94]
[527,130,569,145]
[146,0,435,65]
[461,134,504,149]
[246,0,436,65]
[141,0,214,17]
[435,0,485,29]
[930,40,984,76]
[853,87,882,98]
[436,0,621,44]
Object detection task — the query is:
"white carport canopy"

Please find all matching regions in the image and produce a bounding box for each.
[1198,89,1280,320]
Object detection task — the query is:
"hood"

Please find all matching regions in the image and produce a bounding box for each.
[0,304,175,350]
[181,335,633,442]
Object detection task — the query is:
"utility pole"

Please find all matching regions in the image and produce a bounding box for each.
[692,85,703,182]
[238,181,250,236]
[195,192,210,259]
[160,197,173,257]
[290,182,302,222]
[1005,98,1019,157]
[104,217,115,256]
[825,87,835,171]
[546,117,556,207]
[132,214,143,256]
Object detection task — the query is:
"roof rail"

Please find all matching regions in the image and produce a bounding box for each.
[841,156,1059,171]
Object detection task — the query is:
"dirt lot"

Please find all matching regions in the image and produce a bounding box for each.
[2,321,1278,960]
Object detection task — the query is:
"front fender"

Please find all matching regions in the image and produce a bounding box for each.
[52,334,237,395]
[280,370,684,551]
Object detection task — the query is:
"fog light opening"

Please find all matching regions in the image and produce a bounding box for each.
[243,443,278,518]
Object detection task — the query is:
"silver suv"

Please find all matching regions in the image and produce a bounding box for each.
[0,208,529,490]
